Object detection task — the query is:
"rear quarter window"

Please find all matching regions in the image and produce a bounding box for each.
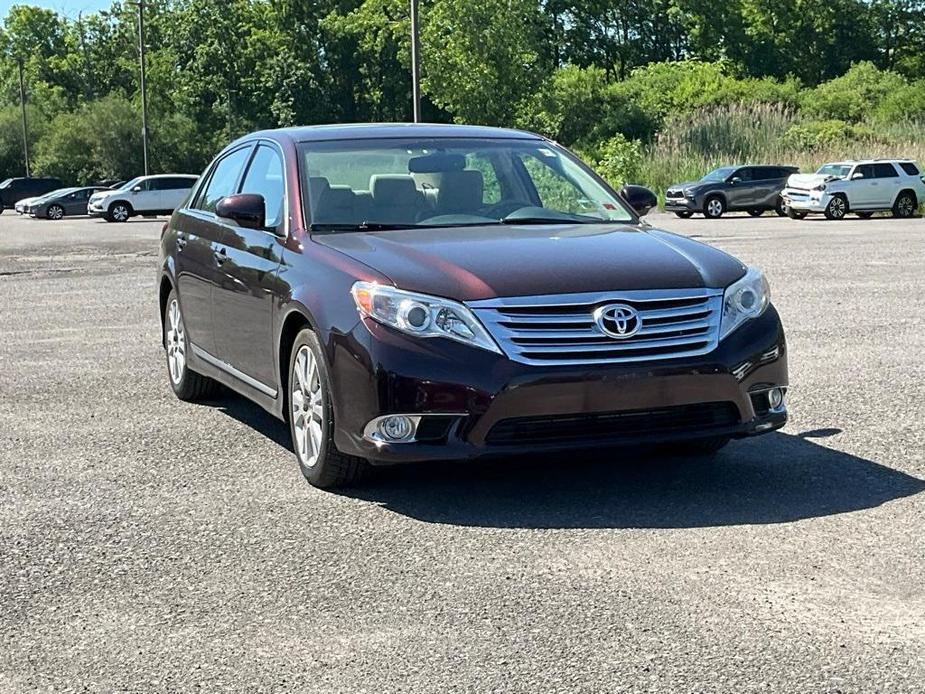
[899,162,920,176]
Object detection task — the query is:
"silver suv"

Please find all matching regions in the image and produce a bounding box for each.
[782,160,924,220]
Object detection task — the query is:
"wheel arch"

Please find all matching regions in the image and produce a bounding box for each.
[109,198,133,214]
[158,274,175,347]
[896,188,918,205]
[277,304,322,422]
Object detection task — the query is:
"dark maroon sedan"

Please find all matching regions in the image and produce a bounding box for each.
[158,124,788,488]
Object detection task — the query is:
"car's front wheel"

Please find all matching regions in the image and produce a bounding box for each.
[823,195,848,220]
[747,209,764,217]
[164,290,219,401]
[106,201,131,223]
[288,329,367,488]
[787,208,808,220]
[703,195,725,219]
[47,204,65,220]
[775,196,787,217]
[893,191,917,218]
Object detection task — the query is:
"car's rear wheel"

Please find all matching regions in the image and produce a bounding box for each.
[47,204,64,220]
[106,201,131,223]
[747,209,763,217]
[893,191,917,218]
[703,195,725,219]
[823,195,848,220]
[288,329,367,488]
[164,290,219,401]
[674,211,693,219]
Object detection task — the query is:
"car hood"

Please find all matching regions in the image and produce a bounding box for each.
[314,223,746,302]
[787,173,839,189]
[668,180,704,191]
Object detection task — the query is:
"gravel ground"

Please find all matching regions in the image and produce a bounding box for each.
[1,210,923,693]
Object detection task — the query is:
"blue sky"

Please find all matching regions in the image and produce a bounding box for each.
[1,0,112,19]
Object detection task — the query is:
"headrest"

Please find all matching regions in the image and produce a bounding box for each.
[370,175,419,207]
[308,176,330,200]
[436,170,484,213]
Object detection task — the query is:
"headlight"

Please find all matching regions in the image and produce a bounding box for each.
[684,188,695,198]
[351,282,501,354]
[813,184,826,192]
[720,267,770,340]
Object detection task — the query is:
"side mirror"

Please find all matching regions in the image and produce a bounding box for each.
[729,176,742,185]
[620,184,657,217]
[216,193,266,230]
[851,172,864,180]
[132,185,142,193]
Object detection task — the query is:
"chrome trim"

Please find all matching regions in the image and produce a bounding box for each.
[467,288,723,366]
[190,343,277,397]
[363,413,467,444]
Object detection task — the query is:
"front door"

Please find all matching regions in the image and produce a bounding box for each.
[174,145,254,358]
[849,164,877,207]
[211,143,286,391]
[726,167,755,209]
[65,188,91,215]
[129,179,161,213]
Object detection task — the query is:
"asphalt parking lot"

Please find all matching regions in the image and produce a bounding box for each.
[1,210,923,692]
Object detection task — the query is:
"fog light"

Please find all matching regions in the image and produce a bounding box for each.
[768,387,785,410]
[377,415,416,442]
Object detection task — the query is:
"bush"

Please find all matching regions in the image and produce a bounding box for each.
[779,120,875,151]
[875,80,925,124]
[585,133,644,188]
[802,62,907,122]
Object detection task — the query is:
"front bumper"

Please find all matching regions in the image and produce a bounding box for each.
[783,189,829,212]
[664,195,698,212]
[328,307,789,464]
[88,201,106,217]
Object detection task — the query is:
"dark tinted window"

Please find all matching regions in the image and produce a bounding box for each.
[899,162,920,176]
[873,163,899,178]
[240,145,285,227]
[159,177,196,190]
[751,167,775,180]
[197,147,252,212]
[854,164,875,179]
[732,168,752,181]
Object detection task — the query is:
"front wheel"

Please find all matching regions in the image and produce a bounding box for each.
[47,204,65,220]
[106,201,131,222]
[788,208,808,220]
[288,329,367,488]
[893,191,917,218]
[703,196,725,219]
[823,195,848,220]
[775,196,787,217]
[747,209,764,217]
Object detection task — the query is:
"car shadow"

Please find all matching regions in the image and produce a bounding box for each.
[209,393,924,530]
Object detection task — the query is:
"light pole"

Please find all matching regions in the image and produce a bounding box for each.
[410,0,422,122]
[18,59,30,177]
[133,0,150,175]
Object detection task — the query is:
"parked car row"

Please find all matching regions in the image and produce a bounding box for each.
[0,174,198,221]
[666,159,924,220]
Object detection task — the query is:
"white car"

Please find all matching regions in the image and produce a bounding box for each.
[782,159,924,220]
[14,196,41,214]
[88,174,198,222]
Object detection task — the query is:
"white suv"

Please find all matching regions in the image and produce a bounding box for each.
[782,159,924,220]
[88,174,198,222]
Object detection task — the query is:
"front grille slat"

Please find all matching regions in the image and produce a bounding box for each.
[469,288,723,366]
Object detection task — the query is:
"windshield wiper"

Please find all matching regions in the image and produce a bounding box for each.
[309,221,419,232]
[499,216,603,225]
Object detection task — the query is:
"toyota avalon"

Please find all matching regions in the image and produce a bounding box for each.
[158,124,788,488]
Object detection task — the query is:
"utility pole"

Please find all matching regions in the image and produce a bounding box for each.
[410,0,422,123]
[18,59,30,177]
[135,0,150,175]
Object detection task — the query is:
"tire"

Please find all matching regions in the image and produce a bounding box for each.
[856,211,874,219]
[164,290,220,401]
[892,191,917,218]
[674,211,693,219]
[47,204,64,220]
[747,209,764,217]
[775,196,787,217]
[106,201,132,223]
[823,194,848,220]
[787,208,808,220]
[288,329,367,488]
[703,195,725,219]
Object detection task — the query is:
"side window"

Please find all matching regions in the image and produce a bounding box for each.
[873,163,899,178]
[196,147,252,213]
[240,145,285,228]
[899,162,920,176]
[165,177,195,190]
[465,153,502,204]
[733,168,752,182]
[751,167,771,181]
[854,164,875,179]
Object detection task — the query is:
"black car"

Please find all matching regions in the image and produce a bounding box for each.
[0,177,64,211]
[158,124,788,488]
[665,165,799,219]
[29,186,110,219]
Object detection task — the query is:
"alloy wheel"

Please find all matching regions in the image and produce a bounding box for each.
[896,194,915,218]
[112,204,129,222]
[166,299,186,384]
[291,345,325,468]
[826,197,846,219]
[706,198,724,218]
[48,205,64,220]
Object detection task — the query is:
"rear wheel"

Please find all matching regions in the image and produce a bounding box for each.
[164,290,220,401]
[674,210,693,219]
[47,204,64,220]
[823,195,848,220]
[747,209,764,217]
[288,329,367,488]
[703,196,725,219]
[893,191,917,218]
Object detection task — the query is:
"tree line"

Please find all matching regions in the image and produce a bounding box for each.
[1,0,924,184]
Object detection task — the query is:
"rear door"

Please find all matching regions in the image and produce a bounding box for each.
[211,143,286,390]
[173,145,254,357]
[158,177,197,213]
[871,162,901,207]
[748,167,781,207]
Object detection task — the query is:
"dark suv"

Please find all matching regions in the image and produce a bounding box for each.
[665,165,799,219]
[158,124,788,488]
[0,177,64,211]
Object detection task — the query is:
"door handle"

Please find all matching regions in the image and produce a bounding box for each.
[214,247,228,265]
[176,232,187,251]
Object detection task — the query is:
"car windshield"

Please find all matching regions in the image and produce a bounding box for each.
[43,188,77,198]
[298,138,634,230]
[0,179,12,189]
[701,167,737,182]
[817,163,853,178]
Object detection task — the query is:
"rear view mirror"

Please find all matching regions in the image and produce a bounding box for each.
[216,193,266,230]
[620,184,657,217]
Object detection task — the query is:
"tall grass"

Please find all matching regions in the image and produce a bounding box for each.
[631,103,925,203]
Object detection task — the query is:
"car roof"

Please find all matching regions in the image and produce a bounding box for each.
[140,173,198,179]
[238,122,544,145]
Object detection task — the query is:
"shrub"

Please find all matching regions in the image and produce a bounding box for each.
[779,120,875,151]
[585,133,644,187]
[801,62,907,122]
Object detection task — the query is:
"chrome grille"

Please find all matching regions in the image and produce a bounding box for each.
[468,288,723,366]
[665,189,684,199]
